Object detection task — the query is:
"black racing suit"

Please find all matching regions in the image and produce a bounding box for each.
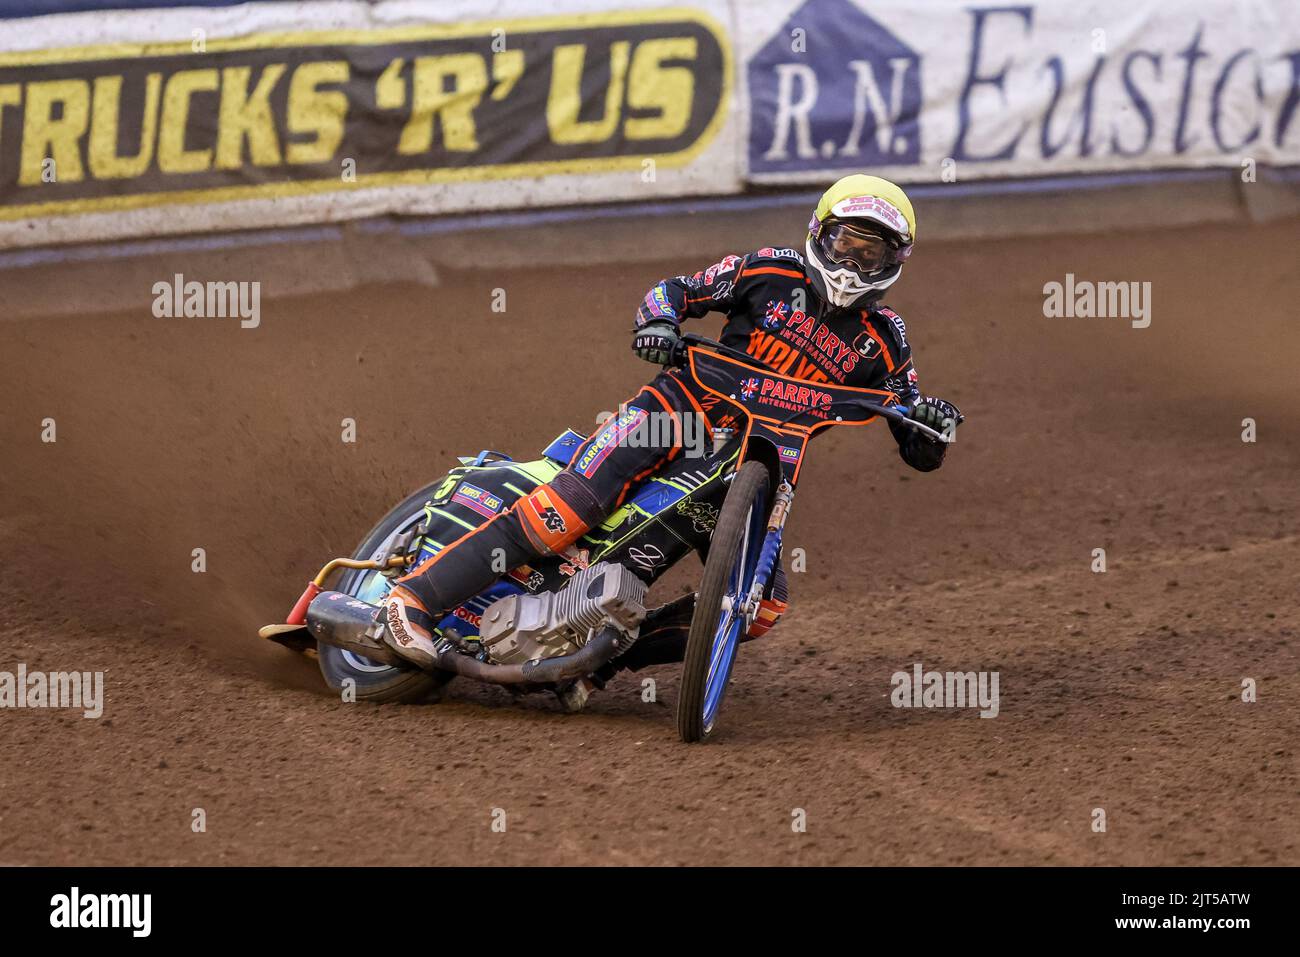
[390,247,947,631]
[634,246,946,472]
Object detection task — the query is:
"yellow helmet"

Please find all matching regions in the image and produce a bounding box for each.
[805,174,916,308]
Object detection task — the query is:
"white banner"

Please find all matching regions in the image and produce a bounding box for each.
[740,0,1300,183]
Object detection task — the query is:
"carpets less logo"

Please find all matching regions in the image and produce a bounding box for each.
[748,0,921,174]
[451,481,504,518]
[576,407,649,478]
[0,10,728,219]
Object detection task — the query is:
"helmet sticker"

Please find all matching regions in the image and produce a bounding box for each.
[831,196,910,237]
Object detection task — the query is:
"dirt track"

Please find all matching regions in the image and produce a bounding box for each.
[1,216,1298,865]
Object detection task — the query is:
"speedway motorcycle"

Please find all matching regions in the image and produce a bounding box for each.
[260,334,951,741]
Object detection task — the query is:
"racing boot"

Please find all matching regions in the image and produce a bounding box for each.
[379,584,443,671]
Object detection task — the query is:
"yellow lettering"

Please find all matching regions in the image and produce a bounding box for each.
[624,38,696,140]
[547,42,629,145]
[159,69,218,174]
[20,79,90,185]
[399,53,488,154]
[217,64,286,168]
[286,61,348,164]
[89,73,162,179]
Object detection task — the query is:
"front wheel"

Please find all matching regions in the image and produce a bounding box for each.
[677,460,769,742]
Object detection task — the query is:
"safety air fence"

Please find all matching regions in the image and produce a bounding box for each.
[0,0,1297,248]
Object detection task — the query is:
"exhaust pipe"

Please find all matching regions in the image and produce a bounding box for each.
[305,591,406,667]
[306,591,633,685]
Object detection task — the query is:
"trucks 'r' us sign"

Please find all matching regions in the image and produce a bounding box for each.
[0,9,730,221]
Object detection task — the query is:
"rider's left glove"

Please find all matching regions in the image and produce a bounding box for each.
[907,396,964,441]
[632,321,681,366]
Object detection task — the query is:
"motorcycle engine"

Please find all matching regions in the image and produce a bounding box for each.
[477,562,647,665]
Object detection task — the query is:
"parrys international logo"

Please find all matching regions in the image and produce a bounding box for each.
[748,0,921,174]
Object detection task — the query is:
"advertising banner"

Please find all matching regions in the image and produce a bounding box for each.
[2,0,1297,249]
[0,0,739,246]
[741,0,1300,184]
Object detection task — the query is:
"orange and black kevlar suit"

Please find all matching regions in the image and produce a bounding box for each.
[388,248,947,632]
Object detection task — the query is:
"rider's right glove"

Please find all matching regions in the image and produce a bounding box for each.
[631,321,682,366]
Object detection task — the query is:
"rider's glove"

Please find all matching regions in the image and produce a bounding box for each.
[907,396,964,441]
[632,321,681,366]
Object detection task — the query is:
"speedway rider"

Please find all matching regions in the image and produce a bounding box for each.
[379,174,964,675]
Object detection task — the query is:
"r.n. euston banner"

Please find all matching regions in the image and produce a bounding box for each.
[742,0,1300,183]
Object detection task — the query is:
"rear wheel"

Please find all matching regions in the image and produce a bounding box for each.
[316,483,455,704]
[677,461,769,742]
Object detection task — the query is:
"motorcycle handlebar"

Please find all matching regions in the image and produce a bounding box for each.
[671,332,775,372]
[671,332,953,444]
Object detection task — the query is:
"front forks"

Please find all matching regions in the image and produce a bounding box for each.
[740,480,793,632]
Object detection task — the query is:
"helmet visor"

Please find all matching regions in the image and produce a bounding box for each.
[817,221,906,275]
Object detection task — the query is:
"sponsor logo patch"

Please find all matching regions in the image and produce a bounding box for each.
[645,283,674,318]
[878,306,908,347]
[559,546,592,577]
[451,482,504,519]
[702,254,741,284]
[528,489,567,535]
[452,606,482,628]
[762,299,789,330]
[575,406,650,478]
[628,544,667,570]
[507,565,546,592]
[834,196,910,235]
[746,308,863,381]
[755,377,832,415]
[386,602,413,646]
[676,499,719,533]
[757,246,804,262]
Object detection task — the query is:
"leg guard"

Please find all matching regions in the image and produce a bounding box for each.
[394,509,538,615]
